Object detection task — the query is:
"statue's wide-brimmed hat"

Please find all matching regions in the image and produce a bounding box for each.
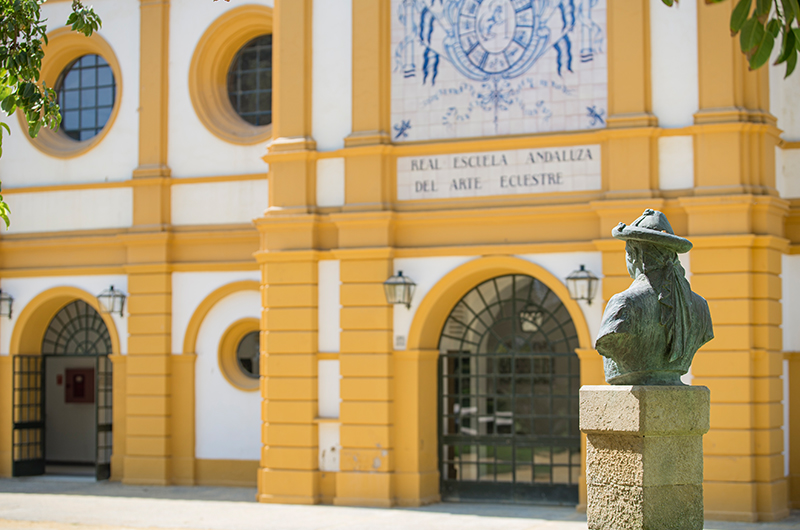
[612,209,693,253]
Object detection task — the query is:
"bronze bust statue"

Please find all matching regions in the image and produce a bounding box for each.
[596,209,714,385]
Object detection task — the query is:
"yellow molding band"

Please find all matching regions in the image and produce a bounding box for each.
[183,280,260,354]
[316,353,339,360]
[780,141,800,150]
[2,174,268,195]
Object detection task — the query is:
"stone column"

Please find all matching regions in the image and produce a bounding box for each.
[580,385,710,530]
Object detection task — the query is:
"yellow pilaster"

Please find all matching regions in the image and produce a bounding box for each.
[334,246,395,507]
[604,0,656,199]
[171,354,196,485]
[575,347,605,512]
[255,250,320,504]
[785,352,800,509]
[682,199,789,521]
[256,0,319,505]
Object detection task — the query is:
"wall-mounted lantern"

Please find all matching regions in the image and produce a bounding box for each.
[97,286,126,317]
[0,290,14,319]
[566,265,599,305]
[383,271,416,309]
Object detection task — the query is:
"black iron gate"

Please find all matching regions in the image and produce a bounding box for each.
[12,300,113,479]
[438,274,581,504]
[12,355,44,476]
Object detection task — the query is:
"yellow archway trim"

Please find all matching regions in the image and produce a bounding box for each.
[10,286,121,356]
[182,280,260,355]
[406,255,592,352]
[189,4,273,145]
[18,27,123,158]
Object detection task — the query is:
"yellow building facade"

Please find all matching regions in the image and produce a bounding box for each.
[0,0,798,523]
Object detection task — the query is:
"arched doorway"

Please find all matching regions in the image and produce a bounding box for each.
[12,300,113,479]
[438,274,581,504]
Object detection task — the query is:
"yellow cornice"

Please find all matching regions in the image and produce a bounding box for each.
[1,174,268,195]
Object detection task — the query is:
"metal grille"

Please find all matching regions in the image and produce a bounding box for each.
[12,355,44,476]
[56,54,116,141]
[96,355,112,480]
[227,35,272,126]
[42,300,112,356]
[439,274,581,504]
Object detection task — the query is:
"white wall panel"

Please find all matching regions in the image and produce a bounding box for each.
[318,260,341,352]
[4,188,132,234]
[783,255,800,351]
[318,422,340,472]
[776,147,800,199]
[650,0,699,128]
[659,136,694,190]
[0,275,128,355]
[171,180,268,226]
[0,0,140,188]
[771,56,800,140]
[171,271,260,355]
[168,0,274,178]
[318,360,340,419]
[312,0,352,151]
[316,158,345,207]
[194,290,261,460]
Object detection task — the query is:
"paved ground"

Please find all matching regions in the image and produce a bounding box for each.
[0,477,797,530]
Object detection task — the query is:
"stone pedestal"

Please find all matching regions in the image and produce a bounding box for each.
[580,385,710,530]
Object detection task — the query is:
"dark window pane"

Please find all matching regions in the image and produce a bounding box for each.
[240,50,258,71]
[227,34,272,126]
[97,87,113,107]
[63,110,79,130]
[64,70,80,90]
[97,107,112,128]
[240,72,257,91]
[81,108,96,129]
[97,66,113,86]
[240,93,257,114]
[81,88,95,107]
[56,54,116,141]
[63,90,80,110]
[81,67,96,86]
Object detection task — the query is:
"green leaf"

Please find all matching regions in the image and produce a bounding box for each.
[795,28,800,50]
[776,27,797,63]
[0,197,11,230]
[750,31,775,69]
[731,0,752,34]
[662,0,675,5]
[767,19,781,38]
[0,122,10,134]
[741,17,764,52]
[756,0,771,16]
[786,47,798,77]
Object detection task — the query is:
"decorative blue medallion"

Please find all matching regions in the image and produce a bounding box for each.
[392,0,608,142]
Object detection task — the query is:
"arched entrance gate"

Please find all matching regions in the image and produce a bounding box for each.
[438,274,581,504]
[12,300,113,479]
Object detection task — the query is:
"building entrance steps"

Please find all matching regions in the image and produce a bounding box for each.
[0,478,797,530]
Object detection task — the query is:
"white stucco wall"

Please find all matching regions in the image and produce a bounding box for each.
[168,0,273,178]
[4,188,133,234]
[0,275,128,355]
[318,260,341,352]
[782,255,800,352]
[0,0,140,188]
[171,180,268,226]
[649,0,698,128]
[658,136,694,191]
[311,0,352,151]
[171,271,260,355]
[392,253,604,351]
[193,289,261,460]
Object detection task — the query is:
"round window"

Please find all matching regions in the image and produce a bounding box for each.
[236,331,260,379]
[226,35,272,126]
[56,54,116,141]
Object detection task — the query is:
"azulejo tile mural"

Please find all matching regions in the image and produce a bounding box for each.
[391,0,608,142]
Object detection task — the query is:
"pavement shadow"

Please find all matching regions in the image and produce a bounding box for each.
[403,501,588,522]
[0,477,257,503]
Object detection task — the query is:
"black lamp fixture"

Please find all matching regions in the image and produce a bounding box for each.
[383,271,416,309]
[0,290,14,319]
[566,265,599,305]
[97,285,126,317]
